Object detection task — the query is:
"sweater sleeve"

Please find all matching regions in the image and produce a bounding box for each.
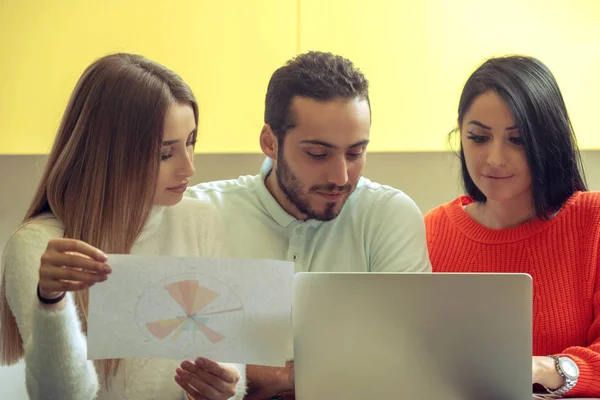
[3,225,99,400]
[556,265,600,397]
[227,364,247,400]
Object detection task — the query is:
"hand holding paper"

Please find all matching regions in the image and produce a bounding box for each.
[87,255,294,367]
[175,357,240,400]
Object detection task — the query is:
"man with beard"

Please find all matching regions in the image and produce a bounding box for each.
[185,51,431,399]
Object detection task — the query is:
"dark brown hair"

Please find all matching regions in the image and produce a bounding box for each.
[455,55,586,218]
[265,51,370,143]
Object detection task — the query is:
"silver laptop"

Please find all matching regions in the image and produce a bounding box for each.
[292,272,532,400]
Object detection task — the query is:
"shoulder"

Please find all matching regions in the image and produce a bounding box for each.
[556,192,600,236]
[424,203,450,226]
[423,197,467,246]
[567,191,600,216]
[2,214,64,275]
[185,177,266,223]
[4,215,63,255]
[424,196,465,225]
[186,175,260,201]
[547,191,600,233]
[346,178,426,237]
[352,177,422,215]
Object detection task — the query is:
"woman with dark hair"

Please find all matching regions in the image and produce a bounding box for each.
[425,55,600,397]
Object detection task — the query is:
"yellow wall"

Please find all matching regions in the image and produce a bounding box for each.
[1,0,599,154]
[0,0,297,155]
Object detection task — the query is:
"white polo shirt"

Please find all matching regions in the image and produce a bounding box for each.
[186,158,431,274]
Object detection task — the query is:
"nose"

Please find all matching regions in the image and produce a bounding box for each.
[487,141,508,168]
[326,156,349,187]
[178,150,196,178]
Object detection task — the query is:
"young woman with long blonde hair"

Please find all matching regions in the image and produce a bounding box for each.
[0,53,245,400]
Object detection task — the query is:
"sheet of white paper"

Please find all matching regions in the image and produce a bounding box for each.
[87,255,294,367]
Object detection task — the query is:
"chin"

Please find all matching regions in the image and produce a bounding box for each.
[312,202,345,221]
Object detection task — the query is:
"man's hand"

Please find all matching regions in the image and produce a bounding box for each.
[244,361,294,399]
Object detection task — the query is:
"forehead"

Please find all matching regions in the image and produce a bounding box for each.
[464,91,515,126]
[163,102,196,140]
[287,96,371,145]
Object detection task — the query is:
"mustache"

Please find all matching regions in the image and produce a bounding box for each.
[309,183,352,192]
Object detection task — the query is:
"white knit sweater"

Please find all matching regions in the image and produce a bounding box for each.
[2,197,247,400]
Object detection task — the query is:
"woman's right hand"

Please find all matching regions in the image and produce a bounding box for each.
[38,238,111,301]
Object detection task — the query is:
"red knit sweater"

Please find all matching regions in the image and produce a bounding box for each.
[425,191,600,397]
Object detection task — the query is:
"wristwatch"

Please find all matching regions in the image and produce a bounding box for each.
[544,356,579,396]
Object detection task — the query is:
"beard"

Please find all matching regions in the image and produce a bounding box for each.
[275,152,353,221]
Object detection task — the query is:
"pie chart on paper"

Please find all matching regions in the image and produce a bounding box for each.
[135,273,245,350]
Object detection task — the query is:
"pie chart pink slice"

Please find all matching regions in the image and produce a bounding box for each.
[192,319,225,343]
[165,280,219,315]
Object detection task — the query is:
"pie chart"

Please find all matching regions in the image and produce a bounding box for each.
[135,273,245,350]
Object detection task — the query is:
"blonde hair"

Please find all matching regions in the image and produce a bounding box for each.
[0,53,198,381]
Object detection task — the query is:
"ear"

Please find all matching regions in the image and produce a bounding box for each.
[260,124,278,160]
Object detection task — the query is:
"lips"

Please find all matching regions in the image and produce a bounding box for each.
[167,182,189,193]
[316,192,343,201]
[482,174,513,180]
